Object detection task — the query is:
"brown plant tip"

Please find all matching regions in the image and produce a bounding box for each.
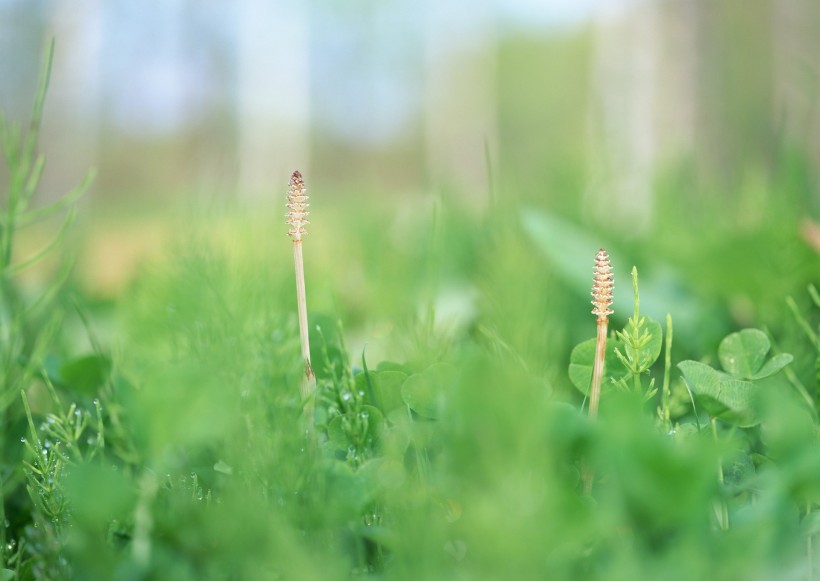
[591,248,614,321]
[286,170,310,240]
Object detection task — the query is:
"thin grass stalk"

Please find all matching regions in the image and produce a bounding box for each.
[711,417,729,530]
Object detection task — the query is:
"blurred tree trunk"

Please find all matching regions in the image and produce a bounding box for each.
[588,0,663,232]
[424,0,497,203]
[590,0,788,229]
[773,0,820,167]
[695,0,774,186]
[236,0,310,200]
[45,0,103,200]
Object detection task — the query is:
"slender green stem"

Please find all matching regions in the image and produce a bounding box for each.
[808,502,814,581]
[661,314,673,426]
[132,470,159,567]
[711,417,729,530]
[0,427,5,568]
[786,296,818,350]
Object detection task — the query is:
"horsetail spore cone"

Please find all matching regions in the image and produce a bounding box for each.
[286,170,310,241]
[286,170,314,389]
[588,248,613,420]
[583,248,613,495]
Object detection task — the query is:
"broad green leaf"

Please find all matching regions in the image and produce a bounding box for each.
[751,353,793,380]
[358,370,407,414]
[678,360,721,397]
[59,354,111,395]
[401,363,454,419]
[1,570,14,581]
[401,374,440,419]
[678,360,758,427]
[568,337,626,396]
[718,329,770,379]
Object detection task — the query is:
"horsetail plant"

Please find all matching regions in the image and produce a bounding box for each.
[589,248,614,420]
[583,249,613,495]
[286,170,315,412]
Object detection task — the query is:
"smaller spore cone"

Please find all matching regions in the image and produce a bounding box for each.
[591,248,614,321]
[286,170,310,240]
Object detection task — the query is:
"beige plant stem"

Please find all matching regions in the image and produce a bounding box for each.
[589,248,614,419]
[286,171,315,406]
[589,319,608,419]
[584,248,614,494]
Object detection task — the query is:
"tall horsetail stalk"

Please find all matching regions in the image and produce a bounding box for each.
[589,248,614,419]
[286,171,315,408]
[583,248,613,495]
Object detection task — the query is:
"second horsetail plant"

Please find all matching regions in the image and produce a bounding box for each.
[589,248,614,420]
[286,170,315,407]
[582,249,613,496]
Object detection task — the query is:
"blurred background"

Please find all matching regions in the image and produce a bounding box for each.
[1,0,818,306]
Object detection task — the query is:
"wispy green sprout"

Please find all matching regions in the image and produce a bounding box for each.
[286,170,315,409]
[613,267,659,401]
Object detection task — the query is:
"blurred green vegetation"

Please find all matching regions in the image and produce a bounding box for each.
[2,171,818,577]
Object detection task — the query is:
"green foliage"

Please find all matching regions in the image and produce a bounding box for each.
[568,336,625,396]
[568,267,662,402]
[679,329,793,428]
[612,268,663,399]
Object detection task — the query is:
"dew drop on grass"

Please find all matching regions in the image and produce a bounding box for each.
[342,392,351,402]
[20,437,26,443]
[74,409,81,417]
